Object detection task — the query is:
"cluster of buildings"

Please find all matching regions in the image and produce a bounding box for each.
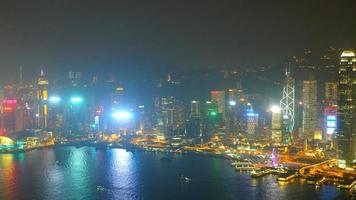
[0,50,354,168]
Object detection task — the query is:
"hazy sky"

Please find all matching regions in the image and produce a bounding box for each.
[0,0,355,82]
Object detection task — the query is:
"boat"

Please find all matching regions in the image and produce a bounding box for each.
[277,172,296,182]
[233,161,254,171]
[97,186,105,192]
[180,175,191,184]
[251,168,272,178]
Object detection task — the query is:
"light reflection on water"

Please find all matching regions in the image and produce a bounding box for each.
[0,147,350,200]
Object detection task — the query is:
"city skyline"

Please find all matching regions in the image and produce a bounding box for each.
[0,1,355,199]
[0,1,355,83]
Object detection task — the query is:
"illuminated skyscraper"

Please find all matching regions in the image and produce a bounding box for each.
[154,96,185,137]
[323,106,337,141]
[246,107,258,136]
[324,82,338,106]
[190,100,200,117]
[271,105,282,143]
[210,91,225,119]
[337,50,356,165]
[302,79,317,139]
[226,89,239,134]
[280,67,295,144]
[36,69,49,129]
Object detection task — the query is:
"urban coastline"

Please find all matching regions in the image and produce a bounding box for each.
[1,133,355,196]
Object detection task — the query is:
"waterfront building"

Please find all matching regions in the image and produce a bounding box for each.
[336,50,356,165]
[2,98,17,133]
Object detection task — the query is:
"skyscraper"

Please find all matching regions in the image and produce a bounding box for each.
[324,82,338,106]
[36,69,49,129]
[210,91,225,119]
[337,50,356,165]
[154,96,185,137]
[246,107,259,136]
[302,79,318,139]
[271,105,282,143]
[280,68,295,144]
[190,100,200,117]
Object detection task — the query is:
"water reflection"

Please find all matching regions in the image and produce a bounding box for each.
[0,147,350,200]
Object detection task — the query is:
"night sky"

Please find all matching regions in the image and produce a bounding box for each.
[0,0,355,82]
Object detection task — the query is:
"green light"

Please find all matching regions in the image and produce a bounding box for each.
[210,111,217,116]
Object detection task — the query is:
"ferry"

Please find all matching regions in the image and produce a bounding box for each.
[338,180,356,189]
[251,168,272,178]
[234,161,254,171]
[306,175,323,185]
[277,172,297,182]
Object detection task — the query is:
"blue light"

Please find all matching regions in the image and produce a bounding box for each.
[229,101,236,106]
[246,113,259,117]
[70,97,83,104]
[327,116,336,121]
[49,96,61,103]
[327,121,336,127]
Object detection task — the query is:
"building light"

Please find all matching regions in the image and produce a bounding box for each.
[49,96,61,103]
[70,97,83,104]
[112,111,133,120]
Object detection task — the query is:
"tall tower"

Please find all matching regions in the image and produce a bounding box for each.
[280,67,295,144]
[337,50,356,165]
[302,79,318,139]
[36,69,49,129]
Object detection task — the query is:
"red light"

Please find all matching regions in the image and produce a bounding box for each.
[3,107,13,112]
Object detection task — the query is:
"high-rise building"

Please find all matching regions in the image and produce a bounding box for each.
[337,50,356,165]
[36,69,49,129]
[154,96,185,137]
[323,106,337,141]
[324,82,338,106]
[246,107,259,136]
[210,91,225,118]
[190,100,200,117]
[302,79,318,139]
[203,101,221,137]
[2,99,17,133]
[280,68,295,144]
[271,105,282,143]
[226,89,239,134]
